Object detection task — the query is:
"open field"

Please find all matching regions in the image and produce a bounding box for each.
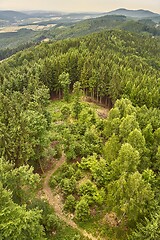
[0,24,56,33]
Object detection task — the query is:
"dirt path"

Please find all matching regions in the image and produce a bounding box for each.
[40,153,102,240]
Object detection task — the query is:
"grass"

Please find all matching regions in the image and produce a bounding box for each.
[48,221,89,240]
[77,211,128,240]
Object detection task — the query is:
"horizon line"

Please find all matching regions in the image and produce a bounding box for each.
[0,8,160,14]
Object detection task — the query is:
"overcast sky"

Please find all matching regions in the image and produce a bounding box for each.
[0,0,160,13]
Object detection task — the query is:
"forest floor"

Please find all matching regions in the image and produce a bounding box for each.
[83,97,110,119]
[39,152,105,240]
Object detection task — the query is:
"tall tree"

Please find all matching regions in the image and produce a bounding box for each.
[58,72,71,102]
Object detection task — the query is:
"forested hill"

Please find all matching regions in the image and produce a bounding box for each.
[0,29,160,239]
[47,14,160,41]
[1,29,160,108]
[48,15,160,39]
[0,10,28,21]
[106,8,159,19]
[0,13,160,60]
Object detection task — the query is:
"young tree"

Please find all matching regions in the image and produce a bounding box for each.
[110,143,140,179]
[59,72,71,102]
[103,134,121,164]
[119,114,139,140]
[75,198,90,221]
[72,81,83,119]
[64,195,76,212]
[107,172,154,224]
[127,129,146,155]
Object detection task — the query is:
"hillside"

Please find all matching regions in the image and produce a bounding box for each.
[0,29,160,239]
[47,14,160,40]
[106,8,160,19]
[0,12,160,61]
[0,10,103,27]
[0,28,160,239]
[0,10,28,21]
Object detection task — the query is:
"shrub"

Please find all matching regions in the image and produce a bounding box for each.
[61,106,71,120]
[49,175,58,189]
[45,214,60,233]
[60,177,77,195]
[75,198,90,221]
[64,194,76,212]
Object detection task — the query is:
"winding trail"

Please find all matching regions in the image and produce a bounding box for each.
[40,153,101,240]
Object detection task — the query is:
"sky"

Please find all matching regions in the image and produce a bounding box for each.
[0,0,160,13]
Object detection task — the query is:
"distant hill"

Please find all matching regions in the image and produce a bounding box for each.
[0,10,104,24]
[0,14,160,54]
[23,10,63,18]
[0,10,28,21]
[106,8,160,19]
[0,10,160,60]
[48,15,128,40]
[47,14,160,41]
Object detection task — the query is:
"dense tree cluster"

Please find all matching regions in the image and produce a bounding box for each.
[1,30,159,108]
[0,14,159,60]
[0,42,53,238]
[49,98,160,237]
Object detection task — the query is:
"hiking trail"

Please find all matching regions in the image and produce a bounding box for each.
[40,153,104,240]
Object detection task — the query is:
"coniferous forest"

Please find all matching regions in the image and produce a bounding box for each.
[0,27,160,240]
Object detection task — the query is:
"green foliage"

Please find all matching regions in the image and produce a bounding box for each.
[0,183,45,240]
[90,157,109,187]
[0,27,160,239]
[60,177,77,195]
[0,158,40,204]
[0,14,160,61]
[49,175,58,189]
[119,115,139,140]
[45,214,60,234]
[61,105,71,120]
[103,134,121,163]
[127,129,146,155]
[54,144,63,160]
[51,223,86,240]
[0,76,50,168]
[107,172,154,223]
[28,199,60,235]
[59,72,71,102]
[72,81,83,119]
[79,180,97,197]
[128,209,160,240]
[64,195,76,212]
[110,143,140,178]
[75,198,90,222]
[2,29,160,109]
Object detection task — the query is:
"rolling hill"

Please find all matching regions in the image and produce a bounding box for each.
[0,10,28,21]
[106,8,160,19]
[0,9,160,60]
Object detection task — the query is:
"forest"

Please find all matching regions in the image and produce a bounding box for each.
[0,13,160,61]
[0,29,160,240]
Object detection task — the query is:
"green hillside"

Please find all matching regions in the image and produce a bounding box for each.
[0,14,160,60]
[0,29,160,239]
[48,14,160,40]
